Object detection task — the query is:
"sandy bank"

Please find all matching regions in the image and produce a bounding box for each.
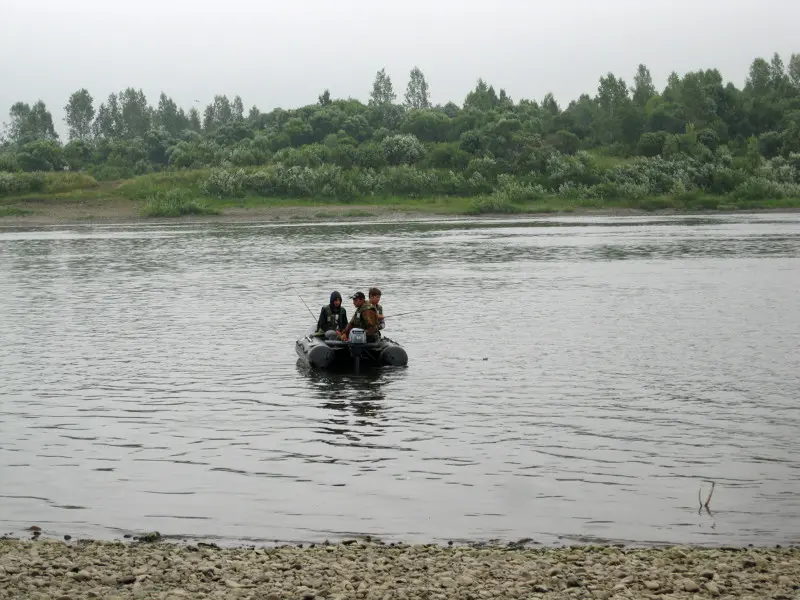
[2,197,799,228]
[1,537,798,600]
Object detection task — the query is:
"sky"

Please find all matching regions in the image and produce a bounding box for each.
[1,0,799,139]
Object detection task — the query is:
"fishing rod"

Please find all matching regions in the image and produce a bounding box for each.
[382,310,417,319]
[284,278,316,320]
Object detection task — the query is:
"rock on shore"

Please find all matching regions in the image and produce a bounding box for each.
[1,538,798,599]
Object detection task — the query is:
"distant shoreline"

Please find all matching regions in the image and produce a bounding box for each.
[3,169,800,227]
[2,195,799,228]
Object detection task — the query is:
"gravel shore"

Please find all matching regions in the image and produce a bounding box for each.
[1,537,798,600]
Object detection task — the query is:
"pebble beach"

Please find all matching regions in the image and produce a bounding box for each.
[1,536,798,600]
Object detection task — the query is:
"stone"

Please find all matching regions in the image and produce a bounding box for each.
[706,581,721,596]
[682,579,700,592]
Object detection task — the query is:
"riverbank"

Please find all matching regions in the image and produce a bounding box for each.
[1,537,797,600]
[2,170,800,226]
[2,194,800,228]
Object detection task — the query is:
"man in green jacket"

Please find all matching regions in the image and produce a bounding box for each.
[340,291,380,342]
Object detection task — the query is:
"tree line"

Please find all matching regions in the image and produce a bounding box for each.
[1,54,800,206]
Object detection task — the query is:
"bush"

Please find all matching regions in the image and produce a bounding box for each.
[0,152,21,172]
[495,174,546,202]
[732,177,786,201]
[0,171,46,197]
[141,189,220,217]
[469,194,520,214]
[381,134,425,165]
[202,168,247,198]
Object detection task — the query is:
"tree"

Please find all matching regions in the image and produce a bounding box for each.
[596,73,632,145]
[93,93,124,140]
[119,88,151,138]
[4,100,59,144]
[203,95,233,131]
[64,89,95,141]
[632,64,656,108]
[404,66,430,109]
[789,54,800,91]
[318,89,332,106]
[369,68,396,106]
[154,93,181,135]
[463,78,499,111]
[232,96,244,121]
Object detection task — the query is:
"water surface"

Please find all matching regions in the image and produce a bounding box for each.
[1,213,799,547]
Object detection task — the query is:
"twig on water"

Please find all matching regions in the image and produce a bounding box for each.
[698,481,716,515]
[704,481,715,508]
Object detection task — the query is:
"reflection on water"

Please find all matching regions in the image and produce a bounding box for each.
[298,362,394,448]
[1,213,799,547]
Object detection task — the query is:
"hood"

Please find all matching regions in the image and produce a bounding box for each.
[329,291,342,308]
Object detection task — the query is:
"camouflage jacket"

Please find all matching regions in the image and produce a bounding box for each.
[348,302,379,335]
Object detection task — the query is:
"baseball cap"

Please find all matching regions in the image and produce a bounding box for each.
[349,291,365,300]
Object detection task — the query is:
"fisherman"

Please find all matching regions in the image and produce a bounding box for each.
[339,291,380,342]
[368,287,385,331]
[316,291,348,340]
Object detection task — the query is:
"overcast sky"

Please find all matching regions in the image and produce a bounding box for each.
[2,0,799,138]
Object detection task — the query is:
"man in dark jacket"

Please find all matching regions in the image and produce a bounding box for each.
[316,291,348,340]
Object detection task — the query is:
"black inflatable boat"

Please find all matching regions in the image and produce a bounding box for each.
[295,327,408,371]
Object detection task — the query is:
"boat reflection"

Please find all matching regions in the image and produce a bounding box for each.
[296,361,406,447]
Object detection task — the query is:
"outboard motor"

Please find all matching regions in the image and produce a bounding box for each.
[348,328,367,354]
[347,328,367,373]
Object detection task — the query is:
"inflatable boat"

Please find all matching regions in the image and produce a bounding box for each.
[295,327,408,371]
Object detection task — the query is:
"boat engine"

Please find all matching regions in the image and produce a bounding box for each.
[348,328,367,351]
[347,328,368,373]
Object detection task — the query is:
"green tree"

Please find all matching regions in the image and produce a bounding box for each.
[369,68,396,106]
[64,89,95,141]
[93,93,124,139]
[5,101,59,144]
[464,78,498,111]
[119,88,151,138]
[154,93,181,135]
[632,64,656,108]
[789,54,800,91]
[404,66,430,109]
[318,89,332,106]
[232,96,244,121]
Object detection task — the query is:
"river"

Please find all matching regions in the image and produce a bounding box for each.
[1,212,798,547]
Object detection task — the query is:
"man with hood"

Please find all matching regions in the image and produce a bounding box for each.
[316,291,348,340]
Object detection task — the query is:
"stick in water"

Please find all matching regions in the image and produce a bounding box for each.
[704,481,715,509]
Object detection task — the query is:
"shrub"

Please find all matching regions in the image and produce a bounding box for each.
[141,189,220,217]
[469,195,520,214]
[0,171,46,197]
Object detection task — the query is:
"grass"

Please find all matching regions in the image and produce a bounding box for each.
[42,172,99,194]
[0,206,32,217]
[140,189,220,218]
[116,169,211,201]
